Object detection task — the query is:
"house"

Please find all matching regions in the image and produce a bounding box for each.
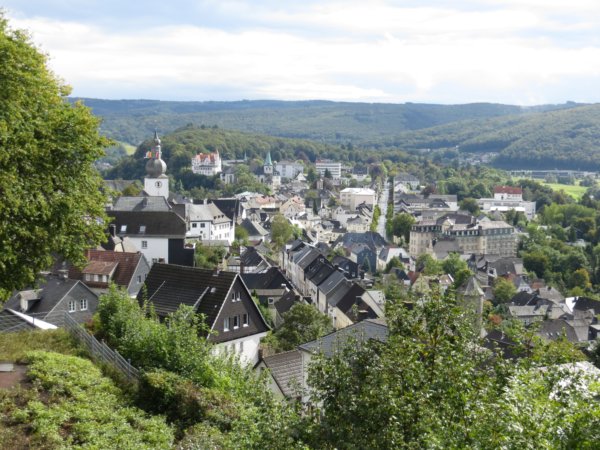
[340,188,376,211]
[191,150,222,175]
[1,275,99,331]
[139,263,270,365]
[395,173,420,191]
[68,249,150,297]
[275,160,304,180]
[173,201,234,244]
[477,186,536,220]
[256,350,304,400]
[238,218,270,243]
[257,318,388,401]
[107,210,195,266]
[315,159,342,179]
[226,247,270,274]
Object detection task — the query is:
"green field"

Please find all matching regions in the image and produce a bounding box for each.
[542,182,588,200]
[514,178,590,200]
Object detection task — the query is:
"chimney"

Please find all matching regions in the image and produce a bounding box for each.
[58,269,69,280]
[109,224,116,238]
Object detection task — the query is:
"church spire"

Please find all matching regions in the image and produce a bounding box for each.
[145,130,167,177]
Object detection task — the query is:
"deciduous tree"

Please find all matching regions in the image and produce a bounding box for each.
[0,17,108,299]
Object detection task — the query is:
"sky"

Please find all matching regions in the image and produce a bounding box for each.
[4,0,600,105]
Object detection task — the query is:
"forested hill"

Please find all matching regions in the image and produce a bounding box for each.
[377,103,600,170]
[106,125,343,184]
[74,97,579,146]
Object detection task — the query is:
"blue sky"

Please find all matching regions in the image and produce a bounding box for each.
[4,0,600,104]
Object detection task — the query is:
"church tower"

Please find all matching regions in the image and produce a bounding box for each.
[144,130,169,199]
[263,150,273,175]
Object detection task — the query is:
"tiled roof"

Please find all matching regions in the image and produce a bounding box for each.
[70,250,144,289]
[299,318,388,357]
[140,263,237,329]
[261,350,303,398]
[494,186,522,195]
[81,261,118,276]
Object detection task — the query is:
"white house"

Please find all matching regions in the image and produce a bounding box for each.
[340,187,376,211]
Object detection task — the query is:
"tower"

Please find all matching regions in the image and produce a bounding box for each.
[264,150,273,175]
[144,130,169,199]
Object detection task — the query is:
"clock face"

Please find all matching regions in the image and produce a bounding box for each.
[155,181,162,188]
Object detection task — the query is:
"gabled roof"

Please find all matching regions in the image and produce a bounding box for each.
[240,218,268,237]
[69,250,145,289]
[210,198,240,221]
[240,247,267,268]
[261,350,303,398]
[112,196,171,212]
[299,318,388,357]
[4,275,97,316]
[140,264,240,330]
[318,270,347,296]
[308,263,336,286]
[108,211,187,237]
[573,296,600,315]
[241,267,293,291]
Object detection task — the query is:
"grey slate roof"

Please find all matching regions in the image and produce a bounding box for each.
[108,211,187,237]
[318,271,346,296]
[112,196,172,212]
[140,263,237,329]
[4,276,83,315]
[458,276,484,297]
[261,350,303,398]
[241,267,294,291]
[299,318,388,357]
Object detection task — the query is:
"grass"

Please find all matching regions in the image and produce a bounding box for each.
[514,178,589,200]
[0,329,80,362]
[120,141,137,155]
[541,182,588,200]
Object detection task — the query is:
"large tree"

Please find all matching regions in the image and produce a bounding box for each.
[0,17,108,299]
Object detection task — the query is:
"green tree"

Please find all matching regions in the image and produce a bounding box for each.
[0,17,109,299]
[459,197,480,215]
[387,213,416,242]
[492,277,517,304]
[270,214,295,250]
[265,303,333,352]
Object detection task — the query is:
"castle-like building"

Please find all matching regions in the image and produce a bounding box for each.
[191,150,222,176]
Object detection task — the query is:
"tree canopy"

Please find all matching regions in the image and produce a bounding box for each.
[0,17,108,299]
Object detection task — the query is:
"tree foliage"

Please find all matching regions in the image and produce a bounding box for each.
[265,303,333,352]
[0,17,109,299]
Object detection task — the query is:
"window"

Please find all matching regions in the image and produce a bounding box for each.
[223,317,230,331]
[80,299,88,311]
[120,225,127,233]
[68,300,76,312]
[231,292,235,301]
[233,315,240,329]
[139,225,146,233]
[141,240,148,249]
[200,223,206,228]
[242,313,249,327]
[137,275,142,283]
[236,292,241,301]
[192,223,197,228]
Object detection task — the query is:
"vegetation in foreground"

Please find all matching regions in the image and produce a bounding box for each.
[0,351,174,449]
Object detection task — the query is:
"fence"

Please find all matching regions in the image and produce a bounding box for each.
[63,312,140,381]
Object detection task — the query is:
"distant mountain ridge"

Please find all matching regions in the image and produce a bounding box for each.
[74,97,582,146]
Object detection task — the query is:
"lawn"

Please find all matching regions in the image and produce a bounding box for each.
[541,182,588,200]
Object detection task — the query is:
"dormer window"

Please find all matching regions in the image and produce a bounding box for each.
[120,225,127,233]
[139,225,146,233]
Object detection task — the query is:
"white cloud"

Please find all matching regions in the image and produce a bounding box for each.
[8,2,600,104]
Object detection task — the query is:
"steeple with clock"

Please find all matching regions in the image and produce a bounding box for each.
[144,130,169,198]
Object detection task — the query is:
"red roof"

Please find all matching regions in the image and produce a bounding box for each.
[70,250,144,288]
[494,186,522,195]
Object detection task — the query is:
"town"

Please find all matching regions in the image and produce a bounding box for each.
[3,5,600,449]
